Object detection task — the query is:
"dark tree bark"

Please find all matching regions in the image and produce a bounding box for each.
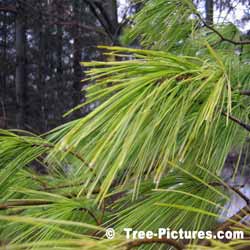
[15,0,26,129]
[37,2,47,132]
[103,0,118,31]
[0,11,7,128]
[72,0,82,118]
[55,0,64,123]
[205,0,214,25]
[0,0,121,130]
[105,0,119,44]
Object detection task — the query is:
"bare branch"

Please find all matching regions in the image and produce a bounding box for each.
[196,12,250,45]
[239,90,250,96]
[222,111,250,132]
[212,181,250,205]
[216,205,250,231]
[0,200,52,210]
[229,186,250,205]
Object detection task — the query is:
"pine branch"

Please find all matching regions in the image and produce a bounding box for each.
[31,142,95,173]
[211,182,250,205]
[79,208,100,225]
[42,182,102,196]
[126,237,184,250]
[0,200,53,210]
[239,90,250,96]
[42,181,86,191]
[195,12,250,45]
[222,111,250,132]
[216,205,250,231]
[0,200,100,225]
[228,186,250,205]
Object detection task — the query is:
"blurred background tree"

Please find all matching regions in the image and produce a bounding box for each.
[0,0,130,132]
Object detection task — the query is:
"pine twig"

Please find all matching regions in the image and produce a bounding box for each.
[31,142,95,174]
[239,90,250,96]
[216,205,250,231]
[229,186,250,205]
[211,182,250,205]
[195,12,250,45]
[222,111,250,132]
[0,200,53,210]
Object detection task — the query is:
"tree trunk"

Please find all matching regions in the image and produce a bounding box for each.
[55,0,63,123]
[72,0,82,118]
[38,2,47,132]
[205,0,214,25]
[0,12,7,128]
[15,0,26,129]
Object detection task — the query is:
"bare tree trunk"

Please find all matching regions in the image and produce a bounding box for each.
[56,1,64,123]
[0,12,7,128]
[73,0,82,118]
[37,2,47,132]
[15,0,26,129]
[205,0,214,25]
[49,0,64,124]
